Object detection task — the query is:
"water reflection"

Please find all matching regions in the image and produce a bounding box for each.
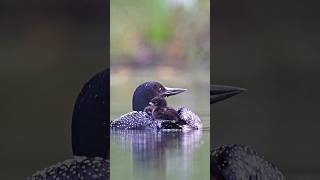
[111,130,203,180]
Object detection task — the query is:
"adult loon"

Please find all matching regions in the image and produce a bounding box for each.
[110,81,202,130]
[210,85,285,180]
[27,69,109,180]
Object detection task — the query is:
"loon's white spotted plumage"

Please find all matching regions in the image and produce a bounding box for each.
[111,107,202,130]
[27,156,109,180]
[177,107,203,129]
[110,111,158,130]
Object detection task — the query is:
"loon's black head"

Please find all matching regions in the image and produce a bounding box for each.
[132,81,186,111]
[210,85,246,104]
[72,69,109,159]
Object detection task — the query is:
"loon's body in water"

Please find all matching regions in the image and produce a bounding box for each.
[110,81,202,130]
[27,69,109,180]
[210,85,285,180]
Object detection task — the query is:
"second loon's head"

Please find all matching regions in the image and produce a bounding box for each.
[72,69,109,159]
[210,85,246,104]
[132,81,186,111]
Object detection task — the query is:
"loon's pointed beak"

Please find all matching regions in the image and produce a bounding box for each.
[210,85,246,104]
[163,87,187,97]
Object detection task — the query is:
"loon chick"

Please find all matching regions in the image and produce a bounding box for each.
[27,69,109,180]
[145,96,187,129]
[145,96,180,121]
[210,85,285,180]
[111,81,202,130]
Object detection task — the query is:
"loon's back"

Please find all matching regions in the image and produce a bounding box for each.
[211,144,285,180]
[110,111,158,130]
[111,107,202,130]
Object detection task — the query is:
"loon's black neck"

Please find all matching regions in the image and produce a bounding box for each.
[72,69,109,159]
[132,82,186,111]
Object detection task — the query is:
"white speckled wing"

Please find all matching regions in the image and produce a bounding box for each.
[26,156,109,180]
[110,111,157,130]
[177,107,203,129]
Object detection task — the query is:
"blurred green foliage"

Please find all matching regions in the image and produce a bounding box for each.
[111,0,210,68]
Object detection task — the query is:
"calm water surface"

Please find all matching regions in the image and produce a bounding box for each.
[110,116,210,180]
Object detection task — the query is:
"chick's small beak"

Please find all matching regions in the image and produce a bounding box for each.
[163,87,187,97]
[210,85,246,104]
